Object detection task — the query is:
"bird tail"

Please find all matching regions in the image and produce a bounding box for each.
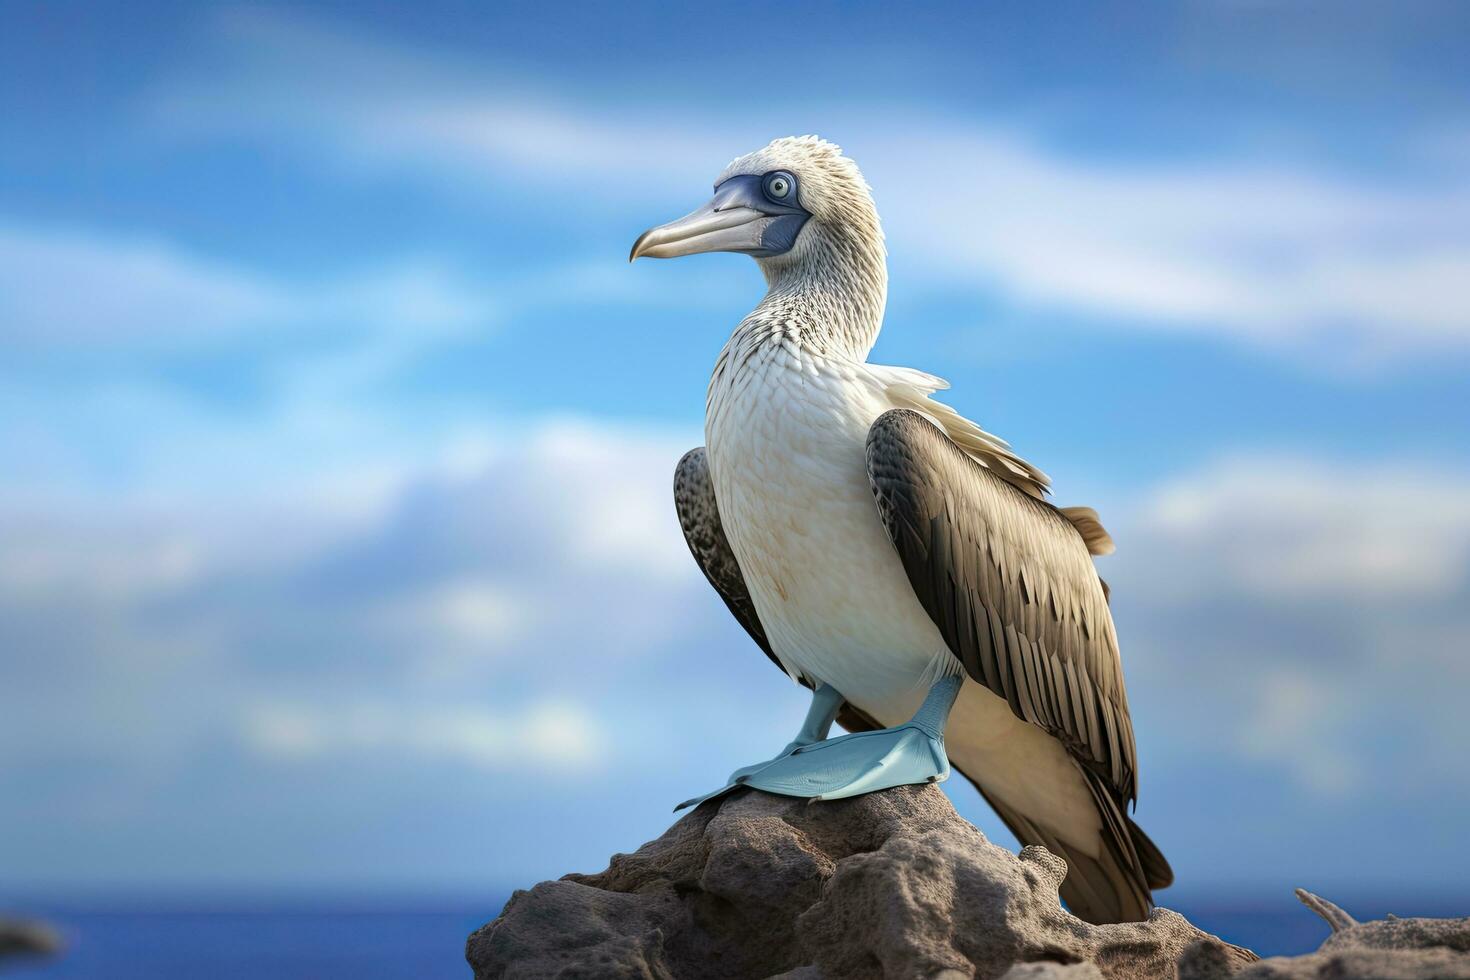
[1129,817,1174,890]
[969,766,1169,924]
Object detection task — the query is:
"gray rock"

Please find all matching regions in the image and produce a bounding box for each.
[1200,890,1470,980]
[467,784,1253,979]
[0,917,62,961]
[1000,964,1105,980]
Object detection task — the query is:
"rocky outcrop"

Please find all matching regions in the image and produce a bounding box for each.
[0,917,62,962]
[467,784,1252,979]
[1192,890,1470,980]
[468,785,1470,979]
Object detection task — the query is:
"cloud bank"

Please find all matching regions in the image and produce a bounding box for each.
[140,8,1470,364]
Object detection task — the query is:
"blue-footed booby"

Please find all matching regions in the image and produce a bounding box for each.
[632,136,1172,924]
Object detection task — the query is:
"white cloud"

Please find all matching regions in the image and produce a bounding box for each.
[1134,455,1470,600]
[146,6,731,187]
[141,8,1470,362]
[0,227,280,346]
[0,414,704,780]
[1,413,697,613]
[1108,452,1470,800]
[522,421,695,580]
[393,578,529,647]
[861,131,1470,357]
[0,515,205,605]
[243,699,604,770]
[0,224,494,350]
[1233,667,1360,796]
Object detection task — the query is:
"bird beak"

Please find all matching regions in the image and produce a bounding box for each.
[630,174,807,262]
[629,200,769,261]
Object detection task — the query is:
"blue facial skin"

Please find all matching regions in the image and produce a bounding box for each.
[710,172,811,257]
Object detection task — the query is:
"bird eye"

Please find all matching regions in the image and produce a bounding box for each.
[763,172,794,201]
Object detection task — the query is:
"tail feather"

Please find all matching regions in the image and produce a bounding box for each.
[983,787,1140,923]
[1130,818,1174,890]
[972,772,1153,925]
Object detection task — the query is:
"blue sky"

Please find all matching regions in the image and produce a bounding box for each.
[2,1,1469,906]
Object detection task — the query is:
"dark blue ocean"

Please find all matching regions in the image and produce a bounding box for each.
[0,897,504,980]
[3,893,1463,977]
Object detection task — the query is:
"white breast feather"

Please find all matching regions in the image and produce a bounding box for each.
[707,342,1101,853]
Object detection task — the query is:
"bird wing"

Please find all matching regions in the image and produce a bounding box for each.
[866,408,1169,922]
[865,408,1137,800]
[674,447,791,680]
[869,363,1053,501]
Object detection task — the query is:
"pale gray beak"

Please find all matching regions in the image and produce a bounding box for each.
[629,202,769,261]
[629,175,811,262]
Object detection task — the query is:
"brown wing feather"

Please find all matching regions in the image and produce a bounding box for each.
[866,409,1137,801]
[866,409,1172,922]
[674,448,778,665]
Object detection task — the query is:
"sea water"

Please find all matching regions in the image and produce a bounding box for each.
[4,893,1463,978]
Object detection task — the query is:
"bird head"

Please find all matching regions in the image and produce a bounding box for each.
[629,136,882,274]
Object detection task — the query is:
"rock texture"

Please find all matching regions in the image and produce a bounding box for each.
[1189,890,1470,980]
[467,785,1252,979]
[469,786,1470,978]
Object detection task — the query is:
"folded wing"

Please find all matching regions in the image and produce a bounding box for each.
[866,408,1171,922]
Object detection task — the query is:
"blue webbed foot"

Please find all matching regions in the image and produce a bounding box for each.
[673,784,735,812]
[740,719,950,801]
[672,741,804,812]
[674,675,963,810]
[674,682,846,812]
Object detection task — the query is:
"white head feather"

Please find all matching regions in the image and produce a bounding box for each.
[720,136,888,357]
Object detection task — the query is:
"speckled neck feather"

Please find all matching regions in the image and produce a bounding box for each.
[715,136,889,363]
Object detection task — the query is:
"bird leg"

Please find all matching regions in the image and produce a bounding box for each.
[738,673,962,802]
[674,683,845,812]
[674,675,964,810]
[779,682,847,755]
